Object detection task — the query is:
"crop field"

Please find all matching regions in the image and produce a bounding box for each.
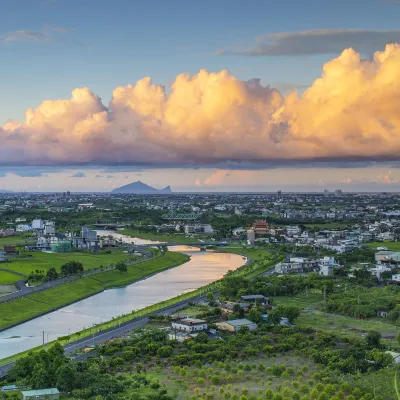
[0,270,21,284]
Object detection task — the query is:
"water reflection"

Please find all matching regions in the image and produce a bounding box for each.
[0,235,245,359]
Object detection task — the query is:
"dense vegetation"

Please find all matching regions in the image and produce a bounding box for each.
[3,324,396,399]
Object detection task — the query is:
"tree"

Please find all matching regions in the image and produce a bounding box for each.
[56,364,77,392]
[116,261,127,274]
[45,267,59,281]
[366,331,381,348]
[31,366,51,389]
[207,292,214,305]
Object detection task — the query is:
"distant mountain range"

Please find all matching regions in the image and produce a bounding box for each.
[0,189,11,193]
[111,181,172,194]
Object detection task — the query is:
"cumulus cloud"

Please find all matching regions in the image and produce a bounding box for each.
[217,29,400,56]
[3,44,400,168]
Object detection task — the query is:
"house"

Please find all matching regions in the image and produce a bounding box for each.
[168,331,195,342]
[216,318,257,332]
[22,388,60,400]
[3,245,16,254]
[171,317,208,333]
[240,295,269,305]
[0,229,15,238]
[221,302,250,314]
[0,251,6,262]
[253,220,268,236]
[1,385,18,392]
[377,308,390,318]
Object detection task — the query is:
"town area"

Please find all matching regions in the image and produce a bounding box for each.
[0,190,400,399]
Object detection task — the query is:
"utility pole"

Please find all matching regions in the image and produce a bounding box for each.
[357,297,361,319]
[42,331,45,349]
[323,285,327,302]
[305,286,308,309]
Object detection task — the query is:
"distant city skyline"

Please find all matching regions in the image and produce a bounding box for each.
[1,0,400,191]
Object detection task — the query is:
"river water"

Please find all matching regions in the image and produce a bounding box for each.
[0,232,245,359]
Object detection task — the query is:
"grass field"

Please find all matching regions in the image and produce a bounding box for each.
[365,241,400,251]
[0,251,189,330]
[0,270,21,284]
[0,234,35,246]
[2,249,131,278]
[122,229,213,244]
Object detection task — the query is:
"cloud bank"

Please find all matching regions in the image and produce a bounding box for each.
[217,29,400,56]
[2,44,400,168]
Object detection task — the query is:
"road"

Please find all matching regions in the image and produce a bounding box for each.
[0,293,207,377]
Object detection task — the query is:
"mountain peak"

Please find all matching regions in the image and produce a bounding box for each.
[111,181,172,194]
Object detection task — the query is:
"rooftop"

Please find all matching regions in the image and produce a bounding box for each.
[21,388,60,396]
[227,318,256,327]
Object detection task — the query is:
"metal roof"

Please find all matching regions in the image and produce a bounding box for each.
[227,318,256,327]
[22,388,60,395]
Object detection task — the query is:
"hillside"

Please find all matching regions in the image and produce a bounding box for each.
[111,181,172,194]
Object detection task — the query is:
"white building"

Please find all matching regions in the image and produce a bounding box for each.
[247,229,255,245]
[171,318,208,333]
[44,221,56,235]
[16,224,32,232]
[32,219,44,230]
[0,251,6,262]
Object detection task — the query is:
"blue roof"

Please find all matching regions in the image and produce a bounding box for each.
[22,388,59,395]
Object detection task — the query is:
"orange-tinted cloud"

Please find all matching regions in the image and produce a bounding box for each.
[2,44,400,167]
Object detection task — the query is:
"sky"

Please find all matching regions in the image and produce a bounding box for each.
[1,0,400,192]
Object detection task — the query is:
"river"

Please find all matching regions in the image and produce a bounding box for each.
[0,232,245,359]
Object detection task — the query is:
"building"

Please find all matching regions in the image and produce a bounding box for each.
[82,226,98,242]
[44,221,56,235]
[377,308,390,318]
[0,250,6,262]
[253,220,268,236]
[16,224,32,232]
[216,318,257,333]
[22,388,60,400]
[50,240,72,253]
[3,245,16,254]
[184,224,213,235]
[0,229,15,238]
[171,317,208,333]
[247,229,255,245]
[32,219,44,230]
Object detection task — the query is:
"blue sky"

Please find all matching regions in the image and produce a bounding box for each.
[1,0,400,192]
[2,0,399,123]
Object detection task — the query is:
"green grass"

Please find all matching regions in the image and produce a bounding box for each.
[3,248,131,277]
[0,251,189,331]
[122,229,213,244]
[0,270,21,284]
[365,241,400,251]
[296,310,399,344]
[0,234,35,246]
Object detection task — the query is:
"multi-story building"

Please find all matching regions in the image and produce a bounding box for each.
[253,219,269,236]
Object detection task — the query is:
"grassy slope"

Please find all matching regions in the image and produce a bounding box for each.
[277,294,400,346]
[365,241,400,251]
[2,249,130,277]
[0,251,188,330]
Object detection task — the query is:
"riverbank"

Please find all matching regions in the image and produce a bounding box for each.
[0,251,189,331]
[120,229,213,244]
